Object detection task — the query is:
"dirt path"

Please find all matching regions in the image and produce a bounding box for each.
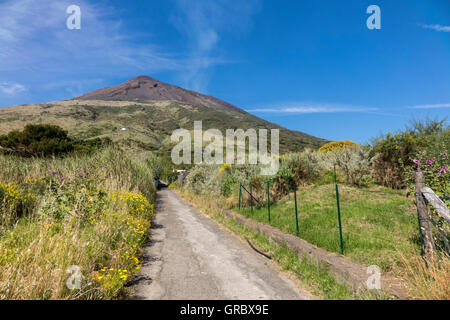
[131,188,310,300]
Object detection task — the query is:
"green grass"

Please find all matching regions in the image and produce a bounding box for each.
[237,184,421,273]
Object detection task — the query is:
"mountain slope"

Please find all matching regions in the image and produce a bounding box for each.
[0,76,327,153]
[74,75,244,114]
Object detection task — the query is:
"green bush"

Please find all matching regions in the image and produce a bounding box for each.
[326,146,373,186]
[0,181,37,228]
[0,124,74,156]
[0,124,111,157]
[220,173,237,197]
[404,152,449,206]
[280,149,323,185]
[370,119,449,189]
[184,164,220,195]
[146,153,178,183]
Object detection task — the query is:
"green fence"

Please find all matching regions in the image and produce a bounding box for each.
[236,170,429,268]
[239,171,345,254]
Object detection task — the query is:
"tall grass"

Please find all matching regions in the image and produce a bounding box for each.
[400,253,450,300]
[0,146,156,299]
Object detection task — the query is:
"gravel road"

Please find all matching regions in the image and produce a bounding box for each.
[131,188,310,300]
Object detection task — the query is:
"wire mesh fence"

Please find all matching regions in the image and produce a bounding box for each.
[236,171,429,268]
[238,176,346,255]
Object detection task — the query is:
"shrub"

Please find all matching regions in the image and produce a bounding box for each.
[0,124,74,156]
[184,163,261,198]
[325,146,373,186]
[370,119,448,189]
[279,149,323,185]
[405,152,449,207]
[146,153,177,182]
[0,181,37,228]
[184,164,220,195]
[0,124,112,157]
[318,140,358,153]
[220,173,237,197]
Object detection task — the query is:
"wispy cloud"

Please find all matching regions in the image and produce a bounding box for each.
[249,101,450,117]
[408,103,450,109]
[0,0,180,75]
[418,23,450,32]
[0,82,27,95]
[0,0,192,102]
[0,0,258,103]
[247,102,379,114]
[171,0,260,92]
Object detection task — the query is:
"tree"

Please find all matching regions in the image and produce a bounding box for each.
[0,124,74,156]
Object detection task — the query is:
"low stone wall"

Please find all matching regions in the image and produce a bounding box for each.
[222,210,410,299]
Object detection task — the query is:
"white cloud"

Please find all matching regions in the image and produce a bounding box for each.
[0,0,182,75]
[418,23,450,32]
[0,82,27,95]
[247,102,378,114]
[408,103,450,109]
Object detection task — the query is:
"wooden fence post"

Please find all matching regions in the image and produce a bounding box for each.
[415,171,435,260]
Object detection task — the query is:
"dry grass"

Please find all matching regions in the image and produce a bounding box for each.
[399,253,450,300]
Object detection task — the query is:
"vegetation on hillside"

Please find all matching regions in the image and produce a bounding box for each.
[0,146,156,299]
[0,100,327,154]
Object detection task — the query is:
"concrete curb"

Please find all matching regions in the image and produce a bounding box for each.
[222,210,411,300]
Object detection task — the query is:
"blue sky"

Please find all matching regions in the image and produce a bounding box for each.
[0,0,449,143]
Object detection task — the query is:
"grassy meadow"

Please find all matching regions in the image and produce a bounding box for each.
[238,184,419,273]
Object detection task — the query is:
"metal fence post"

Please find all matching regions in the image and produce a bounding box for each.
[239,183,242,210]
[286,175,290,199]
[267,181,271,222]
[294,184,299,235]
[334,165,344,255]
[335,183,344,255]
[250,182,253,213]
